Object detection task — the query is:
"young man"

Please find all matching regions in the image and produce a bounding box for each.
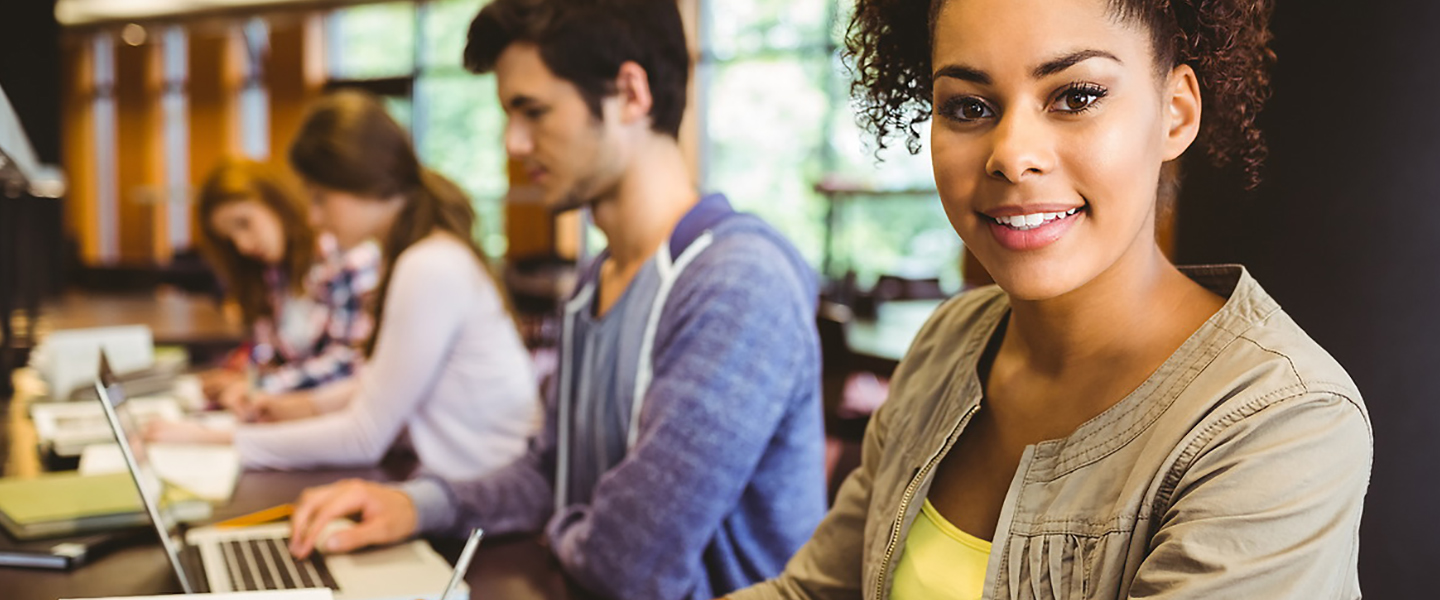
[286,1,827,599]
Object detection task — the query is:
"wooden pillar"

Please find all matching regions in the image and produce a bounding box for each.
[61,32,100,265]
[113,32,164,265]
[185,22,244,250]
[265,12,326,174]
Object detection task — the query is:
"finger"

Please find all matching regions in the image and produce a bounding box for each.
[323,516,392,554]
[224,388,256,421]
[289,483,344,557]
[290,483,346,557]
[218,386,239,410]
[250,395,277,422]
[302,485,372,554]
[292,482,366,558]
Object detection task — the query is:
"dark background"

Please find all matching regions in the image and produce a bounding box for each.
[1,0,62,166]
[1175,2,1440,598]
[2,0,1438,597]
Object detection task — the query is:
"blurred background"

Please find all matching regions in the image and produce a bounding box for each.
[2,0,1439,597]
[8,0,957,293]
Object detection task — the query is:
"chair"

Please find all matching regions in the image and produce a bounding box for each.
[873,274,947,302]
[816,301,892,502]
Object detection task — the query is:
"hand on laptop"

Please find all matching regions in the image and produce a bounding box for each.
[289,479,418,559]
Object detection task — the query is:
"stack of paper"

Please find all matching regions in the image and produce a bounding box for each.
[30,396,183,457]
[80,441,241,503]
[28,325,154,398]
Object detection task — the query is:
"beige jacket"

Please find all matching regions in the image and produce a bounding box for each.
[734,265,1372,600]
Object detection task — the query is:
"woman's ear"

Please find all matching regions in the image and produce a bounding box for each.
[1161,64,1202,161]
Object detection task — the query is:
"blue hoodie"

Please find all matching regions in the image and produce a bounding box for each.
[403,194,827,600]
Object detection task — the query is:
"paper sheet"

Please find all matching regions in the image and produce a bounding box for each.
[80,441,241,502]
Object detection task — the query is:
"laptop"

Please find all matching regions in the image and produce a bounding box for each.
[94,352,474,600]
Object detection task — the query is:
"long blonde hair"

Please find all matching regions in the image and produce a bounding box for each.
[287,89,501,356]
[194,158,316,328]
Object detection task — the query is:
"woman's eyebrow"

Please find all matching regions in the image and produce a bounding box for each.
[1032,49,1122,78]
[933,64,992,85]
[933,49,1121,84]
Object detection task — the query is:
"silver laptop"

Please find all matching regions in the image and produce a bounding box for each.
[94,352,474,600]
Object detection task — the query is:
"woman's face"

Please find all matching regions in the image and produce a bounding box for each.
[929,0,1200,300]
[209,198,286,264]
[305,184,402,251]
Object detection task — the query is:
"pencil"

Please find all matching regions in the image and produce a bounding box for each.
[212,503,295,528]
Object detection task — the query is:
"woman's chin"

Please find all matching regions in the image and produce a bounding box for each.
[989,265,1088,303]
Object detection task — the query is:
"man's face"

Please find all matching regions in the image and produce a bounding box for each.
[494,42,627,213]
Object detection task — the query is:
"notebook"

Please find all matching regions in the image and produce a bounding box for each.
[0,471,147,540]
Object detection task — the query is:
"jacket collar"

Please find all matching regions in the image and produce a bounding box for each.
[948,265,1279,477]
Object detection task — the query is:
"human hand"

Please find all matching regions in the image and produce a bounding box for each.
[201,369,243,400]
[250,392,318,422]
[289,479,418,559]
[215,379,257,421]
[144,419,234,444]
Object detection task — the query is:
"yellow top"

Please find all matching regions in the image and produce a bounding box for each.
[890,499,992,600]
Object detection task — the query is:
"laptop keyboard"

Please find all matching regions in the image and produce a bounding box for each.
[218,536,339,592]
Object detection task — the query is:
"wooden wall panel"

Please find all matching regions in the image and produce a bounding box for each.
[113,39,163,264]
[266,12,325,175]
[60,33,98,264]
[186,24,242,251]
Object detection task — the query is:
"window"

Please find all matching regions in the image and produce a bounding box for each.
[327,2,416,81]
[326,0,507,257]
[415,0,508,258]
[700,0,960,290]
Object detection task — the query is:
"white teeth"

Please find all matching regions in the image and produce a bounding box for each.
[993,207,1082,230]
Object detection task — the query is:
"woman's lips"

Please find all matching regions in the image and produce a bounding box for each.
[984,207,1084,251]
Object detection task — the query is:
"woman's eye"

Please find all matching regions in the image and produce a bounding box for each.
[1052,86,1107,113]
[945,97,994,122]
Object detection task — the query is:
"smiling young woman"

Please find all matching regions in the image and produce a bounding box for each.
[727,0,1372,598]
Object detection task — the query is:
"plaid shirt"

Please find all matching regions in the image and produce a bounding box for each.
[250,233,380,393]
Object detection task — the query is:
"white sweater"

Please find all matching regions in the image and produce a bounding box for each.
[234,234,538,480]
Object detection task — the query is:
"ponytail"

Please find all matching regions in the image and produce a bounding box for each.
[366,169,504,356]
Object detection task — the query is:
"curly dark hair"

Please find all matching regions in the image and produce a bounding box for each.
[845,0,1274,189]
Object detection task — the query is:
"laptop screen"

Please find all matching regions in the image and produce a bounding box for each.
[94,350,196,594]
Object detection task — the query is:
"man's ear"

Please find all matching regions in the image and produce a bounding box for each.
[1161,63,1202,161]
[613,61,654,126]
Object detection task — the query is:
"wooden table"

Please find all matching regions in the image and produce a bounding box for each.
[845,299,942,376]
[38,289,244,354]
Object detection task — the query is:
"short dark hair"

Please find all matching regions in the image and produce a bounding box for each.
[464,0,690,139]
